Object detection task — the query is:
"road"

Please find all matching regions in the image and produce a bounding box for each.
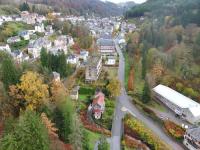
[110,40,185,150]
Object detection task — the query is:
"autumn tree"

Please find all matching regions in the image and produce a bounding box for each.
[0,110,50,150]
[106,78,121,97]
[9,71,49,111]
[50,80,67,103]
[128,67,134,92]
[2,58,20,90]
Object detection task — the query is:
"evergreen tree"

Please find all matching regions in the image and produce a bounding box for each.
[2,58,19,90]
[142,50,147,80]
[82,130,90,150]
[0,111,50,150]
[58,52,67,77]
[142,80,151,103]
[40,48,48,68]
[54,100,74,143]
[19,2,30,12]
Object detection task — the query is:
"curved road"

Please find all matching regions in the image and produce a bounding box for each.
[110,40,185,150]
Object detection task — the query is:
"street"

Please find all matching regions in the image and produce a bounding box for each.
[110,40,185,150]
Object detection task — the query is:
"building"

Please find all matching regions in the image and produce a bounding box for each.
[183,127,200,150]
[52,72,60,82]
[66,54,79,65]
[0,44,11,53]
[35,23,45,33]
[18,31,30,40]
[11,50,29,63]
[105,56,116,66]
[7,36,21,44]
[153,84,200,124]
[91,91,105,119]
[70,86,80,100]
[85,54,102,82]
[97,38,116,57]
[28,37,52,58]
[79,50,89,62]
[21,11,37,25]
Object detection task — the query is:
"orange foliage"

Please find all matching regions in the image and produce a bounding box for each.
[128,67,134,91]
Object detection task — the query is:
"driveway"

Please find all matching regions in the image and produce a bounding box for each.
[110,40,185,150]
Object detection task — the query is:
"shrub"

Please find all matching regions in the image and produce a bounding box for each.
[164,120,185,140]
[125,115,170,150]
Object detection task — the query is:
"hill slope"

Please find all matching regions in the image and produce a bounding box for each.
[125,0,200,26]
[26,0,123,16]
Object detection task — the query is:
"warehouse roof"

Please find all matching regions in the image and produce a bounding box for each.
[153,84,200,117]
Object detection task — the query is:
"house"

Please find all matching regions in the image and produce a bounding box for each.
[183,127,200,150]
[28,37,52,58]
[52,72,60,82]
[66,54,79,65]
[11,50,29,62]
[45,25,54,35]
[66,35,74,47]
[36,15,46,23]
[18,31,30,40]
[35,23,45,33]
[79,50,89,62]
[7,36,21,44]
[70,86,80,100]
[0,44,11,53]
[97,38,116,57]
[91,91,105,119]
[153,84,200,124]
[48,36,68,55]
[85,54,102,82]
[105,56,116,66]
[21,11,37,25]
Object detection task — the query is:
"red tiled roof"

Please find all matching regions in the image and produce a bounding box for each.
[92,92,105,106]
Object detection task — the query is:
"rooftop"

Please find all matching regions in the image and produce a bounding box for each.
[87,54,102,67]
[187,127,200,141]
[153,84,200,117]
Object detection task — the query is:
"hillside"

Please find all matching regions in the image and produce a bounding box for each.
[26,0,123,16]
[125,0,200,26]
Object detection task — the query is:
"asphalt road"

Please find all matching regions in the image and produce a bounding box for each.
[110,40,185,150]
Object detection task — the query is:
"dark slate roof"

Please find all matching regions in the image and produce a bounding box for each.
[187,127,200,141]
[97,39,114,47]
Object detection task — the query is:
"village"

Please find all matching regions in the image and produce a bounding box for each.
[0,6,200,150]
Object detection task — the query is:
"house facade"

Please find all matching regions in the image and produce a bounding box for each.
[91,91,105,119]
[0,44,11,53]
[85,55,102,82]
[183,127,200,150]
[153,84,200,124]
[97,38,116,57]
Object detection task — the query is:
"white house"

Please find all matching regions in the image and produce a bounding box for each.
[7,36,21,44]
[79,50,89,62]
[153,84,200,124]
[18,31,30,40]
[66,54,79,65]
[105,56,116,66]
[35,23,45,33]
[28,37,52,58]
[52,72,60,82]
[66,35,74,47]
[11,50,29,63]
[183,127,200,150]
[0,44,11,53]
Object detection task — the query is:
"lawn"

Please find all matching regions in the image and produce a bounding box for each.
[0,22,33,42]
[84,129,101,150]
[124,52,131,90]
[148,100,167,112]
[104,67,118,79]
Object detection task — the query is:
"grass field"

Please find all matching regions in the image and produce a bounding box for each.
[84,129,101,150]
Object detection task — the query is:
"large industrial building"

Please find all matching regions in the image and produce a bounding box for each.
[153,84,200,124]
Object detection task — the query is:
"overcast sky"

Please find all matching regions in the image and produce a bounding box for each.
[102,0,147,4]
